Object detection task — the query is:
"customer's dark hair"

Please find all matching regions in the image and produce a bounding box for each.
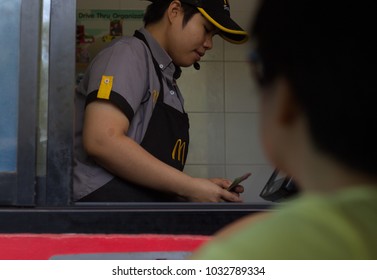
[143,0,199,27]
[250,0,377,176]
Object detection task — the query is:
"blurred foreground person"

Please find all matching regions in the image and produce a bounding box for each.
[192,0,377,259]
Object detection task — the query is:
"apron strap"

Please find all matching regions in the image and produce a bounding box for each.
[134,30,164,103]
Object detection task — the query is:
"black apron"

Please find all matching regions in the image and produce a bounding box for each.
[79,31,190,202]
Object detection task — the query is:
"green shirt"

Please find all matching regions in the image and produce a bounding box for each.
[194,186,377,259]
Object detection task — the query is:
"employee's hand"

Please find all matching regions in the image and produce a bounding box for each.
[209,178,245,195]
[185,178,243,203]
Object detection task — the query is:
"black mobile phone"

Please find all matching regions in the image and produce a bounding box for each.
[227,172,251,191]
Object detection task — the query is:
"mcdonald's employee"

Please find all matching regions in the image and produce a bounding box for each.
[73,0,248,202]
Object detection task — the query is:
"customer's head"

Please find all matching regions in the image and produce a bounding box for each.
[250,0,377,178]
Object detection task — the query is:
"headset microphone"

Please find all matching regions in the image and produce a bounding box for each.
[194,62,201,70]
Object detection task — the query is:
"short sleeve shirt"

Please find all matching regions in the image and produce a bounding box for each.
[74,28,185,200]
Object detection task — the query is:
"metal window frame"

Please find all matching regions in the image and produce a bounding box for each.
[43,0,76,206]
[0,0,77,207]
[0,0,272,235]
[0,0,41,206]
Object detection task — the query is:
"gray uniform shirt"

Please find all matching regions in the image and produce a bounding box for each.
[74,28,185,201]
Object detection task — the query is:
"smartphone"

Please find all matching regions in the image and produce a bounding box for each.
[227,172,251,191]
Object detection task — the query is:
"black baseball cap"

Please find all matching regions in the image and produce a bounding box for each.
[147,0,248,44]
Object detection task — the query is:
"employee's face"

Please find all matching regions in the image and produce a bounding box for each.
[167,12,217,67]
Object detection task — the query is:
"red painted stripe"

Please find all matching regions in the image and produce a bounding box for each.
[0,234,210,260]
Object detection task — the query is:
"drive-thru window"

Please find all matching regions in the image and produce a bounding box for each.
[0,0,291,238]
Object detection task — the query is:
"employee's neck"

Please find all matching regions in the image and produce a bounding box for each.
[145,22,169,52]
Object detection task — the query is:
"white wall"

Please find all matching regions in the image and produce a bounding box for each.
[77,0,273,204]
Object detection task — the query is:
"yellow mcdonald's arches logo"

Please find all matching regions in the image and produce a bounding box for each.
[172,139,186,165]
[152,90,159,104]
[224,0,230,12]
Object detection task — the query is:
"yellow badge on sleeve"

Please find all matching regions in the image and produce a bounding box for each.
[97,75,114,100]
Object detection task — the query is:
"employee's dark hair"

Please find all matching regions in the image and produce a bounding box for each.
[250,0,377,177]
[144,0,199,27]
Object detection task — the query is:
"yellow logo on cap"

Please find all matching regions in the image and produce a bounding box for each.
[224,0,230,12]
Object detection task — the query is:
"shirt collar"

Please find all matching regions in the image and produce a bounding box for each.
[138,28,181,80]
